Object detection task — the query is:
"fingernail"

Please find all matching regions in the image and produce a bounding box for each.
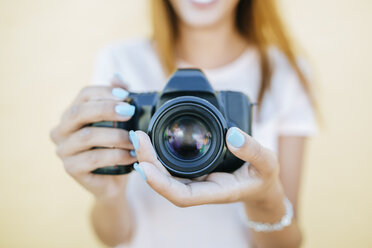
[129,130,139,151]
[130,150,136,157]
[227,127,245,148]
[115,104,135,117]
[133,163,146,181]
[112,88,129,99]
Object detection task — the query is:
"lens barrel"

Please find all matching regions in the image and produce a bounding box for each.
[148,96,228,178]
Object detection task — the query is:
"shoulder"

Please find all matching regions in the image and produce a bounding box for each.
[259,46,315,118]
[255,47,317,137]
[267,46,311,80]
[92,38,164,89]
[264,46,312,101]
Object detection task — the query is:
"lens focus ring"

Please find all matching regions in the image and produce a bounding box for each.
[148,96,228,178]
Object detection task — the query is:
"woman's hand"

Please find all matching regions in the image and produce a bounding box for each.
[129,128,286,208]
[50,79,137,200]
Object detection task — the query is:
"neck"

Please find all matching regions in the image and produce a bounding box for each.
[176,17,248,69]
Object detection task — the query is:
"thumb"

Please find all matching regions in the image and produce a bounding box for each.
[226,127,278,178]
[129,130,169,174]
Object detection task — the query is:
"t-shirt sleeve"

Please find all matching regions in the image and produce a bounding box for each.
[272,53,318,137]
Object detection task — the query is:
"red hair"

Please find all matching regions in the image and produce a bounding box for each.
[151,0,314,107]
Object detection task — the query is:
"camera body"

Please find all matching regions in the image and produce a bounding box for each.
[93,69,253,178]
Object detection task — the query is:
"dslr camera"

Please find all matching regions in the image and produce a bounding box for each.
[92,69,253,178]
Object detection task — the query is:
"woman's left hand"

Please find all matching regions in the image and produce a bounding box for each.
[130,127,285,207]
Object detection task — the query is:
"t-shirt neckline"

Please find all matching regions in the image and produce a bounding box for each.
[177,48,256,76]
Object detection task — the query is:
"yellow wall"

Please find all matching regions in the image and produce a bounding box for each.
[0,0,371,247]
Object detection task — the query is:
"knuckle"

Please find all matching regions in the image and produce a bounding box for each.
[268,150,279,165]
[113,149,127,163]
[67,105,80,120]
[267,151,279,170]
[270,162,280,177]
[55,145,64,158]
[265,166,275,178]
[228,189,241,203]
[62,158,75,175]
[115,130,128,146]
[78,87,91,100]
[97,101,114,119]
[50,128,59,143]
[77,127,93,143]
[171,194,191,208]
[264,157,279,178]
[266,149,276,160]
[250,143,264,163]
[172,198,189,208]
[64,165,74,175]
[110,131,121,147]
[87,151,101,166]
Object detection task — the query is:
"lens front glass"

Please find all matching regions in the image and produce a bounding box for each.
[164,116,212,161]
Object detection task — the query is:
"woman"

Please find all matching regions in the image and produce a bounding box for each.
[51,0,316,247]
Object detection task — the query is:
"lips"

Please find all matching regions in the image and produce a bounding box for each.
[189,0,217,7]
[190,0,215,3]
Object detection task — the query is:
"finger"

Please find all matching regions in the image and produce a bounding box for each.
[56,127,134,157]
[110,74,129,90]
[232,162,259,180]
[230,163,263,191]
[226,127,278,179]
[73,86,129,105]
[131,130,238,206]
[131,130,169,175]
[63,148,136,175]
[136,162,239,207]
[135,161,194,207]
[56,101,135,140]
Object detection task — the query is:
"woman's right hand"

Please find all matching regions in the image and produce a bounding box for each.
[50,82,137,200]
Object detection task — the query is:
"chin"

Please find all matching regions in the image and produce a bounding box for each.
[169,0,240,28]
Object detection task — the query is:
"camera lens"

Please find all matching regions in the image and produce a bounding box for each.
[164,116,212,160]
[148,96,228,178]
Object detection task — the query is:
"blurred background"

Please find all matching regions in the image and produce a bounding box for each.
[0,0,371,247]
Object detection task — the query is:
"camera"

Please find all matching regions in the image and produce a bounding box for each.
[92,69,253,178]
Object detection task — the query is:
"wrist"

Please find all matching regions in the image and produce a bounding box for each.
[243,181,287,223]
[242,197,294,233]
[95,192,127,209]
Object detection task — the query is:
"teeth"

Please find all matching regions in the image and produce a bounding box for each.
[191,0,215,4]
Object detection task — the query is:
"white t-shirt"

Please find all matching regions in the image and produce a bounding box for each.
[92,38,316,248]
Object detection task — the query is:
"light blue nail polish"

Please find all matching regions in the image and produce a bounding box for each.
[112,88,129,99]
[115,105,135,117]
[227,127,245,148]
[130,150,136,157]
[129,130,139,151]
[133,163,146,181]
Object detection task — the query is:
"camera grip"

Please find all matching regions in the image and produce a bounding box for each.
[88,121,134,175]
[92,164,134,175]
[88,93,155,175]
